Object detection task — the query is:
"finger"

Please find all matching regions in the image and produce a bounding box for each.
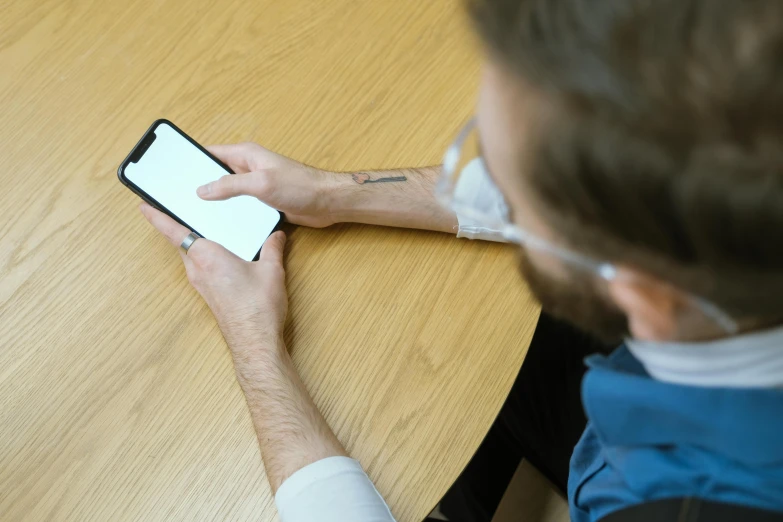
[205,143,260,173]
[139,203,192,248]
[258,231,286,263]
[197,171,272,201]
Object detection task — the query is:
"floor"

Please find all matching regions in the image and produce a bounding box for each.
[429,459,569,522]
[492,461,570,522]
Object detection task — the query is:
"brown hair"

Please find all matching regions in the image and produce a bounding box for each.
[468,0,783,317]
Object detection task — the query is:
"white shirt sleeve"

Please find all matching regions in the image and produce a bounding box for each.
[453,158,509,243]
[275,456,396,522]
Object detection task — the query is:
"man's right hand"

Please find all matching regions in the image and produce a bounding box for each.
[199,142,457,234]
[198,142,340,228]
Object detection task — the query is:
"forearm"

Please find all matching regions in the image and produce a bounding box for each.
[231,340,347,494]
[328,166,458,234]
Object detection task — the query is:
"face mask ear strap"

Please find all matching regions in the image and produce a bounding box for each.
[499,215,739,335]
[691,296,739,334]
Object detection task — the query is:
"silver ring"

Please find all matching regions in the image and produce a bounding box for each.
[180,232,201,254]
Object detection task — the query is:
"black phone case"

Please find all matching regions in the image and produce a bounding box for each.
[117,119,283,262]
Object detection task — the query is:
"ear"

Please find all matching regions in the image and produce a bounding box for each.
[606,268,688,341]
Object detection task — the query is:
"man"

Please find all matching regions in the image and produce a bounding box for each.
[140,0,783,520]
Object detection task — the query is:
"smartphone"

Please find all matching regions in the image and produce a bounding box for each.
[118,120,281,261]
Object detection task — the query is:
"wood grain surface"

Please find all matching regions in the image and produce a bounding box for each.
[0,0,539,520]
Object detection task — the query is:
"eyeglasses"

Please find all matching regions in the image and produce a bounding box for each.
[435,118,739,334]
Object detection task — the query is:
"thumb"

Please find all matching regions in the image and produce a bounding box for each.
[197,172,271,201]
[258,231,287,263]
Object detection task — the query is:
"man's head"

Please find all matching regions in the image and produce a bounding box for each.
[468,0,783,342]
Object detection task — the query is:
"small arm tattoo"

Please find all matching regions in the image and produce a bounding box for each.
[352,173,408,185]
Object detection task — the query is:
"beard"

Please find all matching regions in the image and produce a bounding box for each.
[518,249,629,345]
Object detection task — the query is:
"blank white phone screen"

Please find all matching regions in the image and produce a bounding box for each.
[124,123,279,261]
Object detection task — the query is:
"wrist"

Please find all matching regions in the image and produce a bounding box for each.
[227,328,286,357]
[321,170,358,224]
[230,336,289,388]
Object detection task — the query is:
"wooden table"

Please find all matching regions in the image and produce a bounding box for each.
[0,1,539,520]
